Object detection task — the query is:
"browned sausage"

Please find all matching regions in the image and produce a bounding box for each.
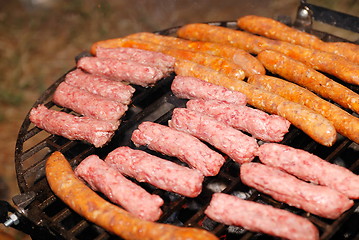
[248,74,359,144]
[237,15,359,64]
[45,151,219,240]
[176,23,359,85]
[126,32,265,76]
[90,37,245,81]
[257,50,359,114]
[174,59,337,147]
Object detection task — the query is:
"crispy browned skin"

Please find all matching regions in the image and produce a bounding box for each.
[257,50,359,115]
[248,74,359,144]
[126,32,265,77]
[237,15,359,64]
[177,23,359,85]
[91,37,245,81]
[45,151,219,240]
[175,59,337,147]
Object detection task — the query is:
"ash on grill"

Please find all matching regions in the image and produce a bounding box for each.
[1,1,359,240]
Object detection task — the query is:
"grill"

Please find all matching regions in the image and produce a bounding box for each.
[2,1,359,239]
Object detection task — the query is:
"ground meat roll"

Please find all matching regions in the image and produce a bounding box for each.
[75,154,164,221]
[29,104,118,147]
[105,146,204,198]
[131,121,225,176]
[169,108,258,164]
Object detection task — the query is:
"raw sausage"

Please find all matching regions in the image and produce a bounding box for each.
[258,143,359,199]
[77,56,165,87]
[105,146,204,198]
[247,74,359,144]
[240,162,354,219]
[131,121,225,176]
[257,50,359,114]
[45,151,219,240]
[186,99,290,142]
[205,193,319,240]
[65,69,135,105]
[174,59,337,147]
[53,81,128,121]
[75,154,164,221]
[176,23,359,85]
[169,108,259,164]
[95,46,175,75]
[237,15,359,64]
[171,76,247,105]
[29,104,118,148]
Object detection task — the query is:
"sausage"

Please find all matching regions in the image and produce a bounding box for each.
[205,193,319,240]
[105,146,204,198]
[45,151,219,240]
[169,108,259,164]
[29,105,119,148]
[240,162,354,219]
[186,99,290,142]
[95,46,175,75]
[176,23,359,85]
[247,74,359,144]
[77,56,165,87]
[74,155,164,221]
[90,38,246,81]
[237,15,359,64]
[171,76,247,105]
[126,32,265,76]
[174,59,337,147]
[53,82,128,121]
[65,69,135,105]
[257,50,359,114]
[131,121,225,176]
[258,143,359,199]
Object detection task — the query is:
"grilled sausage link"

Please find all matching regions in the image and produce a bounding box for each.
[237,15,359,64]
[257,50,359,115]
[91,37,245,81]
[126,31,265,76]
[247,74,359,144]
[45,151,219,240]
[176,23,359,85]
[174,59,337,147]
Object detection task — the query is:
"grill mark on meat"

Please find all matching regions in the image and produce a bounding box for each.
[186,99,290,142]
[258,143,359,199]
[131,121,225,176]
[240,162,354,219]
[105,146,204,198]
[169,108,259,164]
[171,76,247,105]
[75,155,164,221]
[77,56,165,87]
[205,193,319,240]
[53,81,128,121]
[65,69,135,105]
[29,104,118,147]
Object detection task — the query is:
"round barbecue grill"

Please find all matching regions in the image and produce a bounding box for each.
[1,1,359,239]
